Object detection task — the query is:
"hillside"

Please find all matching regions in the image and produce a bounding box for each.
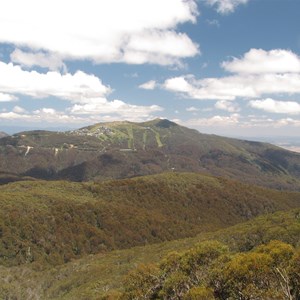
[0,131,8,139]
[1,207,299,299]
[0,172,300,268]
[0,119,299,190]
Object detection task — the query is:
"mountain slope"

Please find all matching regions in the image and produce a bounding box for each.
[0,119,299,190]
[1,207,299,300]
[0,131,8,139]
[1,172,300,267]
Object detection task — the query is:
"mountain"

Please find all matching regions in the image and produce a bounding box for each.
[1,172,300,267]
[0,118,299,190]
[0,131,8,139]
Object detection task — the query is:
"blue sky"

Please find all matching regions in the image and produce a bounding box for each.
[0,0,300,138]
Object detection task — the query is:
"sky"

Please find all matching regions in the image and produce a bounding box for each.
[0,0,300,138]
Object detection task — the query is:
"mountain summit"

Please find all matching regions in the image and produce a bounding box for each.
[0,119,299,190]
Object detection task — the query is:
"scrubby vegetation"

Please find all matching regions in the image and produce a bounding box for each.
[120,240,300,300]
[1,172,300,268]
[1,121,300,299]
[0,207,300,299]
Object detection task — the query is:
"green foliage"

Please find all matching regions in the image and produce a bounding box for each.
[1,208,300,299]
[1,173,299,267]
[122,264,161,299]
[289,249,300,299]
[121,240,300,300]
[184,286,215,300]
[0,172,300,299]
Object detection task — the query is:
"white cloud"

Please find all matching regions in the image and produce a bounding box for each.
[206,19,220,27]
[215,100,240,112]
[34,108,57,115]
[13,106,27,113]
[0,105,164,125]
[0,60,111,102]
[69,98,163,118]
[163,75,257,100]
[205,0,249,14]
[123,31,199,66]
[243,116,300,128]
[186,106,199,112]
[163,49,300,101]
[139,80,157,90]
[0,0,199,66]
[0,60,164,124]
[0,109,86,124]
[222,49,300,74]
[275,118,300,127]
[175,114,300,137]
[0,111,31,120]
[182,113,240,127]
[0,92,18,102]
[10,49,66,72]
[164,76,194,94]
[249,98,300,115]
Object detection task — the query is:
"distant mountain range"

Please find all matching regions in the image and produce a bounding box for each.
[0,118,299,190]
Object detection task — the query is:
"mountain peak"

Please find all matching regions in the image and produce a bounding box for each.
[0,118,299,191]
[141,118,178,128]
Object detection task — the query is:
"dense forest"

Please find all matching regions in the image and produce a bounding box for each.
[1,173,300,267]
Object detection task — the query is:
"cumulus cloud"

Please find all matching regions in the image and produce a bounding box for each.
[204,0,249,14]
[139,80,157,90]
[0,109,86,124]
[215,100,240,112]
[10,49,66,72]
[163,49,300,101]
[34,108,57,115]
[175,114,300,137]
[69,98,163,118]
[0,0,199,66]
[275,118,300,127]
[0,92,18,102]
[13,106,27,113]
[123,31,199,66]
[186,106,199,112]
[182,113,240,127]
[222,49,300,74]
[0,105,163,124]
[249,98,300,114]
[0,60,164,124]
[0,111,31,120]
[163,75,257,100]
[0,60,111,102]
[164,76,194,94]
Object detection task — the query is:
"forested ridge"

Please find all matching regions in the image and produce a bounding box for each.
[1,207,300,299]
[1,172,300,268]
